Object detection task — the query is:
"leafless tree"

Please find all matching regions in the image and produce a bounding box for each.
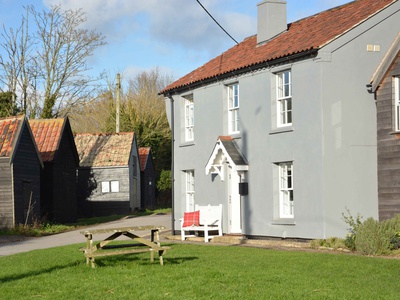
[0,5,106,118]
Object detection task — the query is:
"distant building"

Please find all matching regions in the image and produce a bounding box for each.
[139,147,156,209]
[0,116,43,228]
[75,132,140,217]
[29,117,79,223]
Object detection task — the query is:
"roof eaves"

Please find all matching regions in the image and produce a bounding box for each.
[161,49,318,95]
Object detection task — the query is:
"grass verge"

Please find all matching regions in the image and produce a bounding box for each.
[0,208,172,237]
[0,243,399,299]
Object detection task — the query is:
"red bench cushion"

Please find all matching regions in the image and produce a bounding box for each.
[182,211,200,227]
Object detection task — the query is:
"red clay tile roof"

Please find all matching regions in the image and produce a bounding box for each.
[29,118,65,162]
[74,132,135,167]
[161,0,396,94]
[0,116,24,157]
[139,147,151,171]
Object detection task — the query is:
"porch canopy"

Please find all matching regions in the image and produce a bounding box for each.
[205,136,248,180]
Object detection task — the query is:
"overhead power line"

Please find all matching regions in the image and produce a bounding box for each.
[195,0,239,45]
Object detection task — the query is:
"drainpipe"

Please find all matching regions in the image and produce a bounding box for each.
[168,95,175,235]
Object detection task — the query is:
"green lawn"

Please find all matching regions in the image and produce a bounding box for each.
[0,243,399,299]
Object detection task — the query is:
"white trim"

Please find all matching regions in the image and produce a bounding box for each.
[185,170,195,211]
[205,139,249,179]
[276,70,292,127]
[279,162,294,218]
[227,83,240,134]
[395,76,400,131]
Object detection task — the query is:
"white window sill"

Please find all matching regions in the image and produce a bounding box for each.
[389,131,400,135]
[180,141,195,147]
[229,133,241,139]
[269,126,293,135]
[271,219,296,225]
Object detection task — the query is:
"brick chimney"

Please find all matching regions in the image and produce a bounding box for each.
[257,0,287,44]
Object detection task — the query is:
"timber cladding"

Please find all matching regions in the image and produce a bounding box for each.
[0,159,13,228]
[376,52,400,221]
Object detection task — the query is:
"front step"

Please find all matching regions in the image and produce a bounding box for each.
[211,235,246,245]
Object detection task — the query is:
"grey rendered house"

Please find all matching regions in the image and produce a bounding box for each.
[74,132,141,217]
[369,33,400,221]
[0,116,43,228]
[161,0,400,239]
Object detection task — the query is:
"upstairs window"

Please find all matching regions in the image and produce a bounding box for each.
[395,76,400,131]
[277,70,292,127]
[279,162,294,218]
[228,83,240,134]
[184,95,194,141]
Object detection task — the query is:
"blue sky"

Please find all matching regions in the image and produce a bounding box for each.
[0,0,349,83]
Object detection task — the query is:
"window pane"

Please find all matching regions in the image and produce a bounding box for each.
[111,181,119,192]
[101,181,110,193]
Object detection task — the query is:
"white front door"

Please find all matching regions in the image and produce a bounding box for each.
[228,166,242,234]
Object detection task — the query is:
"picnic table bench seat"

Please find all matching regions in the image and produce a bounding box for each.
[180,204,222,243]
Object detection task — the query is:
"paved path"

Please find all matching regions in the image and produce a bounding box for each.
[0,214,172,257]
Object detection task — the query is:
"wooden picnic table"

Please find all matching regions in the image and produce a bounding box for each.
[80,226,170,268]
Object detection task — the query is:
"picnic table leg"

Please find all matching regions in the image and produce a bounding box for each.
[85,234,93,265]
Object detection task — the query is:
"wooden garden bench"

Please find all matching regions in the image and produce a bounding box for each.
[180,204,223,242]
[80,226,170,268]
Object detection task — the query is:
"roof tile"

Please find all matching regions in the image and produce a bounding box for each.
[0,116,24,157]
[74,132,135,167]
[161,0,396,93]
[29,118,65,162]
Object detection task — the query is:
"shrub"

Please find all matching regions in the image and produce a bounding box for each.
[342,207,363,251]
[157,169,171,191]
[355,217,392,255]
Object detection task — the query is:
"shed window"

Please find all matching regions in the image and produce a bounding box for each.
[101,180,120,193]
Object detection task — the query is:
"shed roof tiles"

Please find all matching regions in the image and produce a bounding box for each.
[161,0,396,94]
[0,115,24,157]
[139,147,151,172]
[74,132,135,167]
[29,118,65,162]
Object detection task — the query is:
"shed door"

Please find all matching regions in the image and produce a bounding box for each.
[228,166,241,234]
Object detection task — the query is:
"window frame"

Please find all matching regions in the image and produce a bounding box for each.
[227,83,240,134]
[185,170,195,211]
[276,70,292,127]
[184,95,194,141]
[395,76,400,131]
[101,180,120,193]
[279,162,294,218]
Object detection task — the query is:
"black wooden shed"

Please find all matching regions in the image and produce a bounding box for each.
[29,117,79,223]
[0,116,43,228]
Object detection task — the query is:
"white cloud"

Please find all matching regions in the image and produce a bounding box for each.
[43,0,257,56]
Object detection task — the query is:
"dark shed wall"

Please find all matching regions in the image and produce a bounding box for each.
[51,130,78,223]
[78,167,130,217]
[376,52,400,220]
[12,124,41,226]
[0,159,13,228]
[141,156,156,209]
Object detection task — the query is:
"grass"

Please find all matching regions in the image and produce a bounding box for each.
[1,242,399,299]
[0,208,172,237]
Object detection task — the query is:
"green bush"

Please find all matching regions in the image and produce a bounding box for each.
[157,169,171,191]
[355,217,392,255]
[342,207,363,251]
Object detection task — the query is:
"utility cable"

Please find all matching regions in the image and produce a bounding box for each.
[195,0,239,44]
